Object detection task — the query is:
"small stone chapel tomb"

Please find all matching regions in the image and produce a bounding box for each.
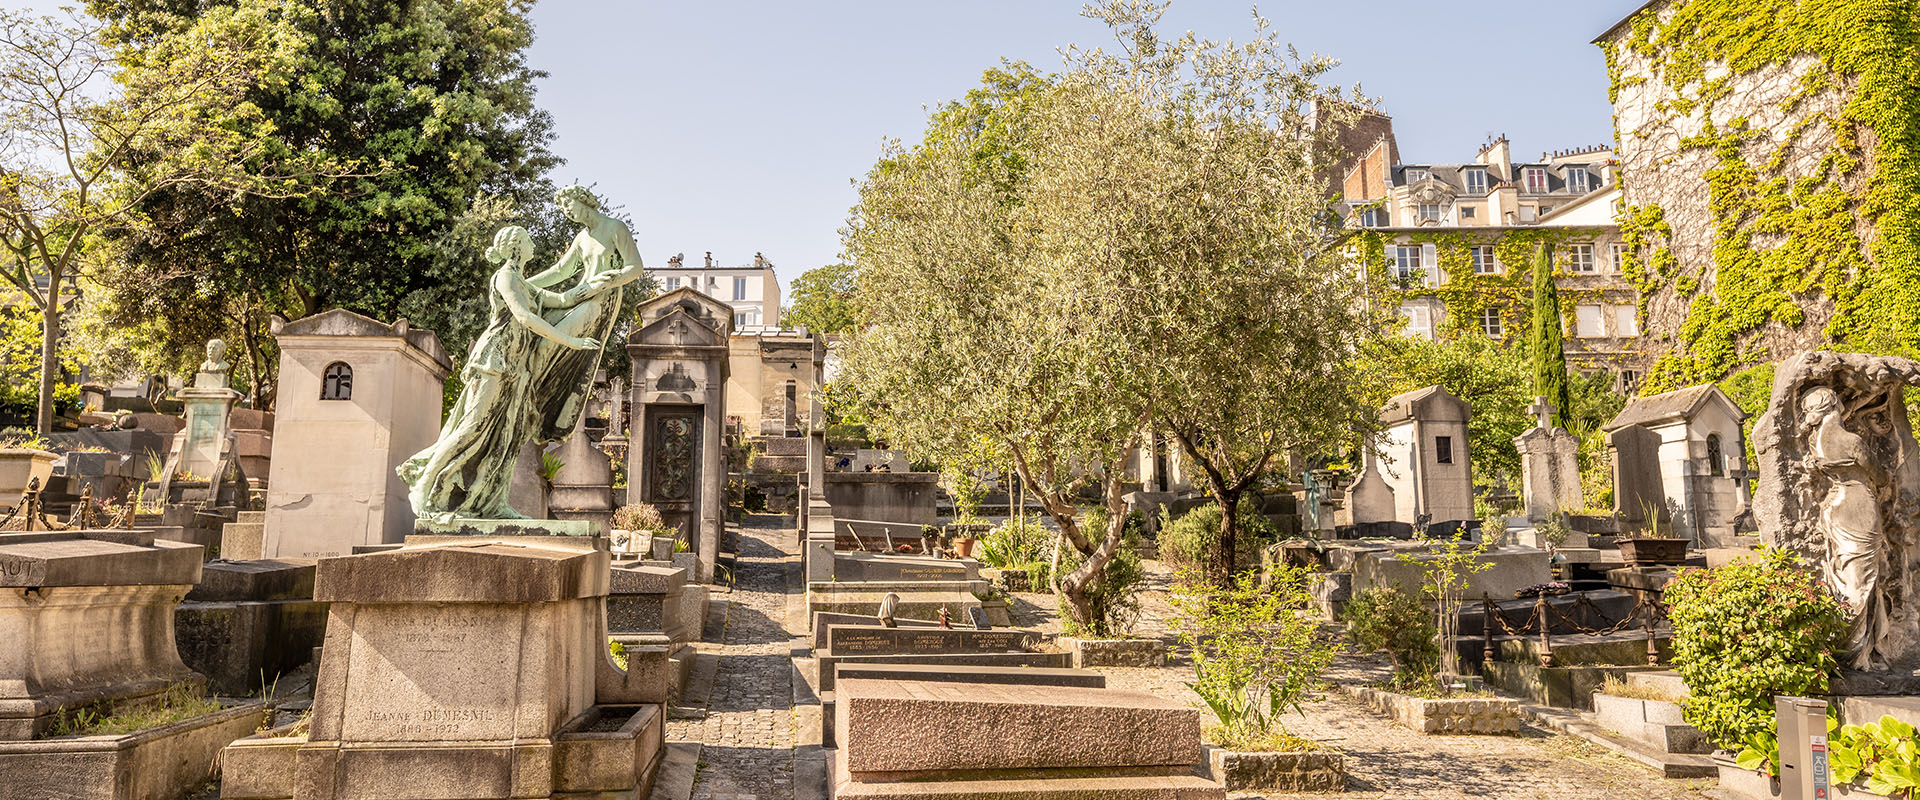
[1602,383,1750,543]
[1377,385,1475,525]
[260,310,451,559]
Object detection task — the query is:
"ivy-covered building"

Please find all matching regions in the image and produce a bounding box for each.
[1597,0,1920,392]
[1341,134,1646,388]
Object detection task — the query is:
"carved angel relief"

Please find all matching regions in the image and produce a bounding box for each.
[1755,352,1920,671]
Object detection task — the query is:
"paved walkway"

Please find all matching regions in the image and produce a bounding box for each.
[1011,559,1722,800]
[666,514,796,800]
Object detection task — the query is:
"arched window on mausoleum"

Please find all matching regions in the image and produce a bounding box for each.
[322,362,353,401]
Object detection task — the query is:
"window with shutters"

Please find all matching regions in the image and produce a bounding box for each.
[1524,167,1549,193]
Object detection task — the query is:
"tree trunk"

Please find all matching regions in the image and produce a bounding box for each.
[1213,488,1243,586]
[36,298,59,435]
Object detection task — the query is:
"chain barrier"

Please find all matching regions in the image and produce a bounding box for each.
[1479,588,1668,668]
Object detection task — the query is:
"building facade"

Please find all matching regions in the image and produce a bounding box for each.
[650,251,783,329]
[1342,131,1644,385]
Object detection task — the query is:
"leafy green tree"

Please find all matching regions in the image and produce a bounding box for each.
[1530,244,1572,429]
[0,6,336,431]
[83,0,560,405]
[1367,333,1532,486]
[842,2,1373,624]
[784,262,858,334]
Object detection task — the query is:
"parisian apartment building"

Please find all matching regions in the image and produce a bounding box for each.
[1339,125,1644,390]
[651,250,785,330]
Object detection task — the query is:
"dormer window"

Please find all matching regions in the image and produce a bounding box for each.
[1417,204,1441,223]
[1356,207,1383,227]
[1463,168,1488,194]
[1405,168,1430,184]
[1567,166,1592,193]
[1524,167,1549,193]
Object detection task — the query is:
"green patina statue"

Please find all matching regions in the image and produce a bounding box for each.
[400,185,644,522]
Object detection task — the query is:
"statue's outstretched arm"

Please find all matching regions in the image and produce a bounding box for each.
[496,271,598,350]
[527,238,585,289]
[580,225,648,295]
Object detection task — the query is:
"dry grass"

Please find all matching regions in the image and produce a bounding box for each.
[47,683,221,737]
[1599,674,1684,704]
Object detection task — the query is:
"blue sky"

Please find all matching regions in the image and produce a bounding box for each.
[527,1,1646,298]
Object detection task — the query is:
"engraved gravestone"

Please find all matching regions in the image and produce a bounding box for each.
[220,540,669,799]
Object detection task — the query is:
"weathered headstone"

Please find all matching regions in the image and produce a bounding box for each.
[0,530,204,739]
[1516,397,1583,522]
[171,339,241,483]
[833,679,1222,798]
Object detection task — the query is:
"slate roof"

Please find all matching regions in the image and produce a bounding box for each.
[1602,384,1744,431]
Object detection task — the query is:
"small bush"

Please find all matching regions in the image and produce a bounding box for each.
[1343,585,1439,690]
[1173,565,1339,747]
[1665,547,1847,751]
[1159,497,1278,576]
[612,503,666,532]
[979,518,1055,586]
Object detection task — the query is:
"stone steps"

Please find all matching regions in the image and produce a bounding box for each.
[1523,703,1716,778]
[1592,692,1711,754]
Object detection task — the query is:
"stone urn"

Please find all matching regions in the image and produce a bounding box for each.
[1619,537,1689,567]
[0,448,56,509]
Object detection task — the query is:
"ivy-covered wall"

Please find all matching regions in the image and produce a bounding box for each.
[1601,0,1920,392]
[1353,228,1640,367]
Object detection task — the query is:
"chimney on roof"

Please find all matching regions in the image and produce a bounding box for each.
[704,251,714,268]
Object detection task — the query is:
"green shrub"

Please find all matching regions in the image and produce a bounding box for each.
[1158,497,1278,576]
[1058,507,1146,638]
[1172,565,1339,748]
[1830,714,1920,796]
[1665,547,1847,751]
[979,518,1050,567]
[1343,585,1439,690]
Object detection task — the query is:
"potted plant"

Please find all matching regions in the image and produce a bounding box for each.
[1618,500,1689,567]
[0,433,57,508]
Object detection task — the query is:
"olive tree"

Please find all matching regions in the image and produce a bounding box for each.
[840,1,1378,628]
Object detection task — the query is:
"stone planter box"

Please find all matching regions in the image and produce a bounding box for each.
[0,700,266,800]
[1210,746,1346,792]
[0,448,56,508]
[1341,684,1521,735]
[1057,636,1166,667]
[1619,537,1689,567]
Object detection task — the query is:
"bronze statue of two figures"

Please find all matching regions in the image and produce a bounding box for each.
[399,186,643,524]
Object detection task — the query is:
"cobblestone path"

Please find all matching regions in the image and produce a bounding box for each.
[667,514,795,800]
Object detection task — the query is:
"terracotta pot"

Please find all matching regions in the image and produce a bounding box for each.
[954,537,977,558]
[1619,537,1689,567]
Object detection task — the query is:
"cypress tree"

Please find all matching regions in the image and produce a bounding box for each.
[1531,243,1572,429]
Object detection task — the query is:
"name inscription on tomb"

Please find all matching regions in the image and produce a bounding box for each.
[0,556,44,585]
[366,707,505,740]
[829,628,1031,656]
[344,609,518,741]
